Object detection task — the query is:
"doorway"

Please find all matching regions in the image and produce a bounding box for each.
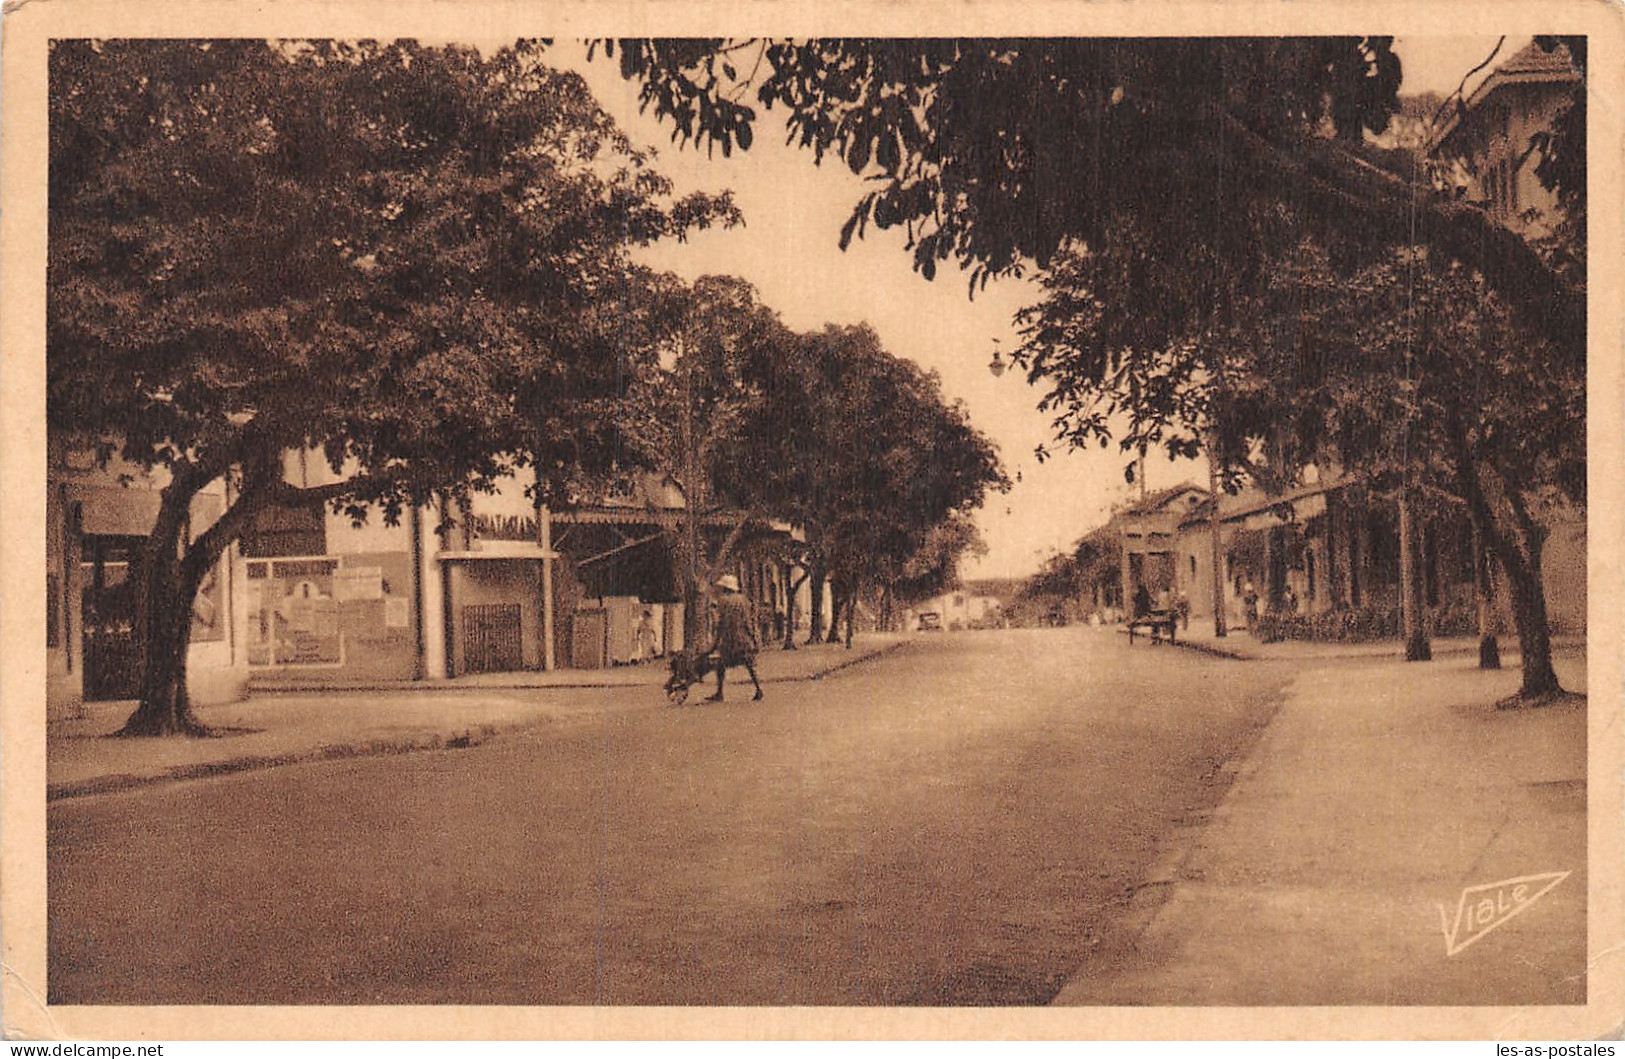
[80,534,146,700]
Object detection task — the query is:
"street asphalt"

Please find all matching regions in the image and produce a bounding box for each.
[48,627,1290,1005]
[41,626,1595,1018]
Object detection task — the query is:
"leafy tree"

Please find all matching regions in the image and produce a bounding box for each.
[1275,244,1581,700]
[592,277,1005,649]
[593,37,1579,361]
[1008,550,1085,628]
[1022,232,1582,698]
[607,270,794,644]
[768,325,1007,645]
[594,36,1584,684]
[842,351,1007,637]
[50,39,734,734]
[1007,37,1585,699]
[1528,36,1586,281]
[891,513,989,616]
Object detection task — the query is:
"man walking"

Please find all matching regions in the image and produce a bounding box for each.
[706,574,763,702]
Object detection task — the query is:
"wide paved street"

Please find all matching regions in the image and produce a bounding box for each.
[49,628,1290,1005]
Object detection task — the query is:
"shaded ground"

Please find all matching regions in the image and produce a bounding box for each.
[48,628,1289,1005]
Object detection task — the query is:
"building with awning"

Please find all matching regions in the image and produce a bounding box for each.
[1106,473,1486,636]
[45,444,815,718]
[1170,472,1581,639]
[544,474,806,667]
[1115,483,1211,614]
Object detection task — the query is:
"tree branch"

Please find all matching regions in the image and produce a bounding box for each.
[1427,36,1505,138]
[1221,114,1584,359]
[263,469,412,508]
[702,509,754,582]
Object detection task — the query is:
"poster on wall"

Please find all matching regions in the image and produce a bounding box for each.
[333,564,383,602]
[384,597,410,629]
[189,562,226,643]
[244,578,272,666]
[278,580,342,663]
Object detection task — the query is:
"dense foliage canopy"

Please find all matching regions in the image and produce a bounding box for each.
[50,39,736,732]
[595,37,1579,359]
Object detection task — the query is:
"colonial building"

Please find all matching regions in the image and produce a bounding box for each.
[908,589,1002,632]
[1429,39,1581,239]
[46,444,810,716]
[1115,484,1210,612]
[1093,464,1583,641]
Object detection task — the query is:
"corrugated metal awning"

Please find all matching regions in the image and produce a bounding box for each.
[550,507,777,531]
[64,483,162,536]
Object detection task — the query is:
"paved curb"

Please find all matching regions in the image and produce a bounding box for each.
[1115,631,1248,660]
[49,642,916,804]
[807,638,912,678]
[1049,681,1288,1005]
[47,725,502,803]
[1112,627,1499,663]
[247,641,912,695]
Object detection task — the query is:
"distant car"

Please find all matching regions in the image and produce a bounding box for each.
[917,612,943,632]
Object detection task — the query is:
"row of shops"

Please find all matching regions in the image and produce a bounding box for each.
[46,454,815,718]
[1086,476,1585,638]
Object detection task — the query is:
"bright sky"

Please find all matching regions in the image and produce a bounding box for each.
[556,37,1506,580]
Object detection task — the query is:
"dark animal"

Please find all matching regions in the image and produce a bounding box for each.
[664,650,720,706]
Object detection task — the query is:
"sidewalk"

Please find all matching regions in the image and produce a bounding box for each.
[247,632,910,692]
[1119,621,1586,663]
[1053,643,1593,1010]
[47,634,909,801]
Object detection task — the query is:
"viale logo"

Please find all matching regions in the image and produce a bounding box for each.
[1438,871,1570,956]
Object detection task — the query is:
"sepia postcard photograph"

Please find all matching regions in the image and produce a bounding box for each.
[1,0,1621,1043]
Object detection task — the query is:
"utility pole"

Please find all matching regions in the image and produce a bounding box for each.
[1399,481,1432,661]
[679,330,702,652]
[539,500,555,671]
[1208,433,1227,638]
[1399,251,1432,663]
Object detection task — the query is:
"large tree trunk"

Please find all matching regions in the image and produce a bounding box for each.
[118,451,287,736]
[806,563,827,645]
[122,550,210,736]
[1473,526,1501,670]
[680,532,703,655]
[826,580,846,644]
[1501,513,1561,699]
[1445,418,1564,702]
[120,469,214,737]
[851,578,864,646]
[783,568,808,650]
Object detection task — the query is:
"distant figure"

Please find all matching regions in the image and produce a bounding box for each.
[1175,590,1191,630]
[635,608,660,662]
[706,575,763,703]
[1282,584,1299,615]
[1243,579,1259,629]
[1133,583,1153,618]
